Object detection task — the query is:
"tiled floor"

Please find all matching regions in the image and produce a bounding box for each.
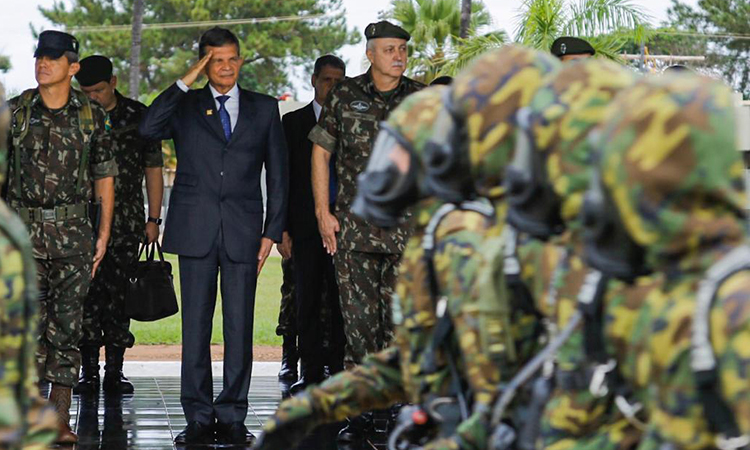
[65,376,343,450]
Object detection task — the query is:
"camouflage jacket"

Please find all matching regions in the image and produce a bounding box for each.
[107,90,162,248]
[0,202,56,449]
[308,70,424,254]
[5,88,117,259]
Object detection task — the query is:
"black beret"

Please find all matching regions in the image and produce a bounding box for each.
[430,75,453,86]
[550,36,595,58]
[76,55,114,87]
[34,30,79,59]
[365,21,410,41]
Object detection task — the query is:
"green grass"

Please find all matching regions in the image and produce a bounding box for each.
[130,255,284,346]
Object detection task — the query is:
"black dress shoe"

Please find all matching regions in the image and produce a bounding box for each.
[215,421,255,445]
[174,421,214,445]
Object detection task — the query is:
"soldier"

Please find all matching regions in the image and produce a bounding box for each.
[275,257,298,382]
[550,37,595,62]
[503,58,652,450]
[308,20,424,373]
[0,81,59,450]
[583,74,750,450]
[5,30,117,443]
[73,55,164,396]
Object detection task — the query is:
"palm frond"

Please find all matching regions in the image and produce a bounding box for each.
[514,0,566,50]
[437,30,509,76]
[566,0,651,37]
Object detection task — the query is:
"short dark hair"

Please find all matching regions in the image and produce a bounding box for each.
[314,55,346,76]
[199,27,240,59]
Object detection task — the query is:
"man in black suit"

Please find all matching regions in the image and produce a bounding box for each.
[139,27,287,446]
[279,55,347,394]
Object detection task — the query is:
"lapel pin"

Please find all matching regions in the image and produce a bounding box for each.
[206,109,213,116]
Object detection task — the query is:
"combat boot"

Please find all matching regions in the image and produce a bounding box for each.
[277,334,298,382]
[103,346,134,395]
[73,345,100,395]
[50,383,78,444]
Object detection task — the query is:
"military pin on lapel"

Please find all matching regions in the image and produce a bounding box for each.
[207,109,213,116]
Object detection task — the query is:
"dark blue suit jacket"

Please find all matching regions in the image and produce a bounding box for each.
[139,82,288,263]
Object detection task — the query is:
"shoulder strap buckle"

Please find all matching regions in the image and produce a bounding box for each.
[717,434,750,450]
[588,359,617,398]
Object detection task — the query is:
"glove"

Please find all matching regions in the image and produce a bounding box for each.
[253,394,319,450]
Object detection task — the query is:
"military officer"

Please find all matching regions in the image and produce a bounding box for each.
[73,55,164,396]
[4,30,117,443]
[308,20,424,370]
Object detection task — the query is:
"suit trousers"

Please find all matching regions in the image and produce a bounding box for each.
[178,230,258,425]
[292,236,345,374]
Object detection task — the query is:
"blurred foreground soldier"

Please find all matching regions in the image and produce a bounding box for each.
[283,55,347,393]
[423,45,561,449]
[551,37,595,61]
[0,82,58,450]
[503,59,653,450]
[5,30,117,443]
[309,20,424,369]
[74,55,164,396]
[583,74,750,450]
[257,85,506,450]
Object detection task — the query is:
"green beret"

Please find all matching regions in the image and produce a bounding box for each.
[365,21,410,41]
[550,36,595,58]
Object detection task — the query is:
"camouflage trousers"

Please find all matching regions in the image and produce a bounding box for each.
[35,254,92,387]
[333,250,399,366]
[275,256,296,338]
[80,243,137,348]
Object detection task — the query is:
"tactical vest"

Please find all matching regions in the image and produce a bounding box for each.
[10,88,95,202]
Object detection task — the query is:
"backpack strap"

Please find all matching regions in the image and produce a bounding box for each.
[692,245,750,450]
[10,89,36,195]
[75,92,95,199]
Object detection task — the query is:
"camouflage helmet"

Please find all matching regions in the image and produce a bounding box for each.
[352,86,448,227]
[424,45,560,203]
[586,73,746,276]
[0,81,9,186]
[506,58,639,239]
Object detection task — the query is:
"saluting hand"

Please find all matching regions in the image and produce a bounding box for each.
[181,50,213,87]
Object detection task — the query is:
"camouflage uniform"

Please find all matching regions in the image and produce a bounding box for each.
[81,90,162,349]
[5,88,117,387]
[0,82,59,450]
[504,60,646,450]
[308,69,424,364]
[258,85,516,450]
[590,74,750,450]
[275,256,297,337]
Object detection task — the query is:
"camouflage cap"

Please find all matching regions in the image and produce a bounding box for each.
[386,85,448,158]
[0,81,8,186]
[365,20,411,41]
[593,73,747,269]
[449,44,560,199]
[526,58,638,228]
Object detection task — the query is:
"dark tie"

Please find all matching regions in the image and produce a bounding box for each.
[216,95,232,141]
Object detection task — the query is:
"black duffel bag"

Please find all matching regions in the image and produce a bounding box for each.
[125,241,178,322]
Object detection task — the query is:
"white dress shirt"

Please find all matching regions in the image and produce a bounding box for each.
[176,79,240,132]
[313,99,322,121]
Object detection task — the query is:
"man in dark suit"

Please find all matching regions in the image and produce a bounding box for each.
[139,27,287,446]
[279,55,347,394]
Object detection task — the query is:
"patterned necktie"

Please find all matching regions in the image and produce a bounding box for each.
[216,95,232,141]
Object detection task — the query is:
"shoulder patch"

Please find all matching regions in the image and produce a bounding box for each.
[350,100,371,112]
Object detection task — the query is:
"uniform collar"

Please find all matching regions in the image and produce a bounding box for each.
[361,69,408,97]
[28,87,85,110]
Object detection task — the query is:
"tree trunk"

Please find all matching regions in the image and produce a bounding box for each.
[460,0,472,39]
[129,0,144,97]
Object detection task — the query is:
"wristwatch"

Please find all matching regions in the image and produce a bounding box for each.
[147,216,163,225]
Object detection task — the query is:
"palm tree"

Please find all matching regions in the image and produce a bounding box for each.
[383,0,497,80]
[514,0,651,59]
